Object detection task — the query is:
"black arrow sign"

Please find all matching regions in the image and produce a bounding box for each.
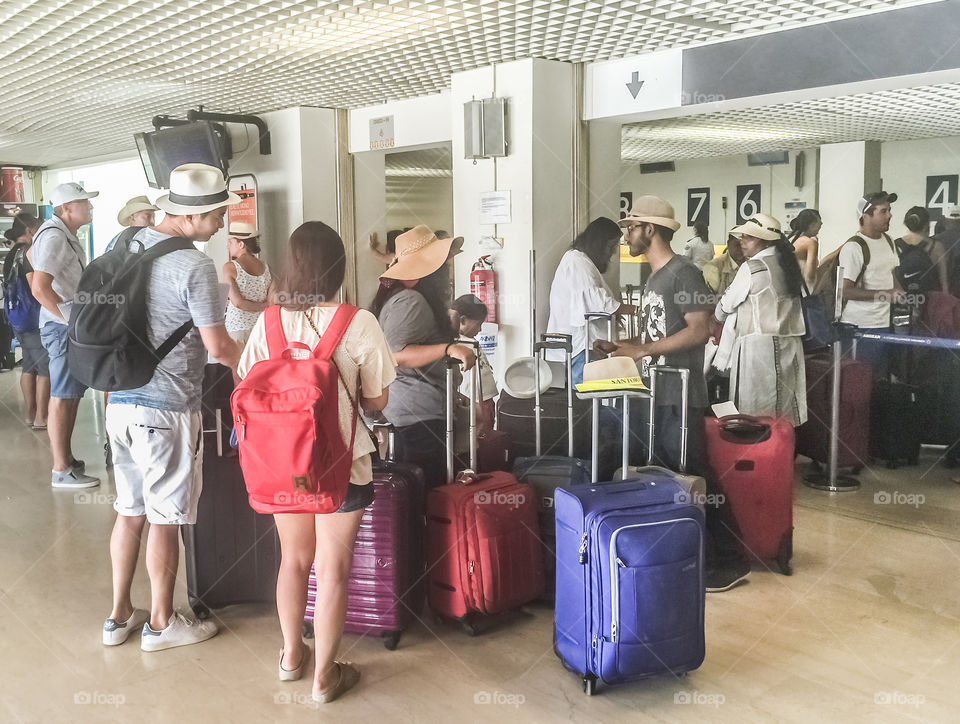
[626,71,644,99]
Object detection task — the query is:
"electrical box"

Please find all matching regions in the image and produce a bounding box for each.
[464,98,507,159]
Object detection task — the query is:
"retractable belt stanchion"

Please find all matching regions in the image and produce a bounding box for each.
[804,266,861,492]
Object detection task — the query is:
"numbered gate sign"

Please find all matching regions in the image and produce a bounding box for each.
[736,184,761,225]
[926,175,958,222]
[620,192,633,220]
[687,188,710,226]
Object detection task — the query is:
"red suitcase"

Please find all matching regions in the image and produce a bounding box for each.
[303,426,425,650]
[705,415,794,575]
[796,354,872,472]
[426,358,544,632]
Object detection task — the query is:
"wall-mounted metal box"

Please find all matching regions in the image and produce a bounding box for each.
[464,98,507,159]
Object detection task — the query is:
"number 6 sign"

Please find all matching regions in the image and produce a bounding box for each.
[736,184,761,225]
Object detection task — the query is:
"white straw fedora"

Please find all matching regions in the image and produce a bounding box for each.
[116,196,158,226]
[155,164,240,215]
[729,213,782,242]
[228,221,259,239]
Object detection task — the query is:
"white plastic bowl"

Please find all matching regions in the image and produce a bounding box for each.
[502,356,553,399]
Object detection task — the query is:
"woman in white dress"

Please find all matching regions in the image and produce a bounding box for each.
[713,213,807,426]
[223,222,273,345]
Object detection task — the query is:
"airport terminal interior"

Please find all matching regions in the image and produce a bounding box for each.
[3,0,960,721]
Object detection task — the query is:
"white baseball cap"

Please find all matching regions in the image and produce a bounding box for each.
[50,182,99,207]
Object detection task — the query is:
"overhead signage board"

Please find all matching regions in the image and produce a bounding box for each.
[584,49,682,120]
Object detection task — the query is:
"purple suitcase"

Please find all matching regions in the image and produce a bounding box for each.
[304,427,426,650]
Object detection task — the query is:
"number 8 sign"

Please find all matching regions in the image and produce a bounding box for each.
[736,184,761,225]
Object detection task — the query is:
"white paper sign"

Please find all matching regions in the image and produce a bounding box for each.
[479,191,511,225]
[369,116,395,150]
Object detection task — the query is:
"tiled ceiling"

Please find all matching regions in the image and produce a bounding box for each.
[621,82,960,162]
[0,0,936,167]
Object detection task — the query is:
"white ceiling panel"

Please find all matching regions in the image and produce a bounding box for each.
[0,0,936,166]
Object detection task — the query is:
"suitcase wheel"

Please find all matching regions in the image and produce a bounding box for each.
[461,618,480,637]
[382,631,400,650]
[192,601,210,620]
[302,621,314,639]
[777,532,793,576]
[582,674,597,696]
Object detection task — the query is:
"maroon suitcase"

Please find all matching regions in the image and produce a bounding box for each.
[796,354,872,472]
[304,428,425,650]
[705,415,795,574]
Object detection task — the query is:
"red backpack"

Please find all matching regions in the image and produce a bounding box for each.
[231,304,359,514]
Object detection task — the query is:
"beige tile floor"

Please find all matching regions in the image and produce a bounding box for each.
[1,367,959,723]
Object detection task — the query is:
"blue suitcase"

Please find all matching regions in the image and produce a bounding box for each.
[554,475,706,695]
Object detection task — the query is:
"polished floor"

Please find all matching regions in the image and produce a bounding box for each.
[1,364,958,723]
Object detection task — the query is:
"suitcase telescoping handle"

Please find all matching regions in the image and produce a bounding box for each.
[533,333,574,457]
[445,351,479,484]
[583,312,615,361]
[647,366,690,473]
[370,422,396,463]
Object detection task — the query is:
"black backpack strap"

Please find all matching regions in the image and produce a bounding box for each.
[111,226,145,252]
[138,234,199,360]
[155,320,195,359]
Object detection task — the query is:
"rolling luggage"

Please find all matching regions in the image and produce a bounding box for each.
[554,476,706,695]
[611,366,707,502]
[497,390,590,459]
[796,353,871,472]
[869,379,921,468]
[426,358,544,633]
[915,349,960,463]
[304,425,426,650]
[182,366,280,618]
[512,334,590,602]
[704,415,794,574]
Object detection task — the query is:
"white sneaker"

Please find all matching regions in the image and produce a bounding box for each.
[51,469,100,488]
[141,612,218,652]
[103,609,149,646]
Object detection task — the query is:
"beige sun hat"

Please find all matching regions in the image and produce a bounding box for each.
[729,212,782,242]
[617,195,681,232]
[380,224,460,281]
[228,221,259,239]
[116,196,159,226]
[155,163,240,215]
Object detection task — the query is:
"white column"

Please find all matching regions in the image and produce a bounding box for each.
[818,141,882,256]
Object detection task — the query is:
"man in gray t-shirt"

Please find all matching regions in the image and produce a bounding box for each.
[102,163,242,654]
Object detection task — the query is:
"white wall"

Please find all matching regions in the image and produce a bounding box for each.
[881,135,960,237]
[348,92,452,154]
[618,149,817,284]
[353,151,387,309]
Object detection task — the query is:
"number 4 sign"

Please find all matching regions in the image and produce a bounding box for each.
[926,175,958,221]
[736,184,762,225]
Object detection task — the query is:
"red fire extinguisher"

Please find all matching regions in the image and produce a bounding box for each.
[470,255,498,324]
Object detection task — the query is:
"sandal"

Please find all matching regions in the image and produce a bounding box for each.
[278,647,307,682]
[313,661,360,703]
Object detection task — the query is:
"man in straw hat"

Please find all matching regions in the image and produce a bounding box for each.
[104,196,161,253]
[102,163,243,653]
[595,195,751,592]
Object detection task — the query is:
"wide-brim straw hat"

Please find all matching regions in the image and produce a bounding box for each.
[116,196,159,226]
[730,212,782,242]
[380,224,462,280]
[228,221,259,239]
[617,195,681,232]
[155,163,240,215]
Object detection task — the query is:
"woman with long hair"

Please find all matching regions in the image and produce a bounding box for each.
[545,217,635,385]
[713,213,807,425]
[237,221,397,703]
[371,224,475,485]
[787,208,821,284]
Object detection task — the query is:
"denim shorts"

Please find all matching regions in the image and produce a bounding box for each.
[39,322,86,399]
[337,483,375,513]
[16,330,49,377]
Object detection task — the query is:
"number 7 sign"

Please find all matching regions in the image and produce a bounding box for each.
[687,188,709,226]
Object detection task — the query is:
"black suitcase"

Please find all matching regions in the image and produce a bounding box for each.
[512,334,590,602]
[869,379,921,468]
[497,390,591,459]
[915,350,960,464]
[182,364,280,618]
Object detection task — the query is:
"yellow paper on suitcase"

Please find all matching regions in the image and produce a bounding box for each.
[575,376,648,393]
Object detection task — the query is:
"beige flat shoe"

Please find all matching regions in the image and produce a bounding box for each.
[278,648,306,682]
[313,661,360,704]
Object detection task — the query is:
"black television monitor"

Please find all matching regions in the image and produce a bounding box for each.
[134,122,229,189]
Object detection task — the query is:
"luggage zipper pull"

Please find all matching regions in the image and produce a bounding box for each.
[592,634,598,649]
[469,561,475,575]
[616,557,626,568]
[611,622,618,642]
[578,533,589,564]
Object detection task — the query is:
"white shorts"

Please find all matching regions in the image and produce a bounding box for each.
[106,404,203,525]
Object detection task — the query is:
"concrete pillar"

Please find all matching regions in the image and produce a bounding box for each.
[818,140,882,256]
